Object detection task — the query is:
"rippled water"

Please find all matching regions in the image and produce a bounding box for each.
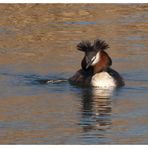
[0,4,148,144]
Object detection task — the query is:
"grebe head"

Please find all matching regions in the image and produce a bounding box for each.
[77,39,110,70]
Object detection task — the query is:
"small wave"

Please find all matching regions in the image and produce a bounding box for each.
[36,79,68,84]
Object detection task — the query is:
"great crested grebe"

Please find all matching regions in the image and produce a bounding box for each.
[69,39,125,88]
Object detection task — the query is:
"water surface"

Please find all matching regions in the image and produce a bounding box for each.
[0,4,148,144]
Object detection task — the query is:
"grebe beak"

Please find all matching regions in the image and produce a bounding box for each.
[86,58,95,69]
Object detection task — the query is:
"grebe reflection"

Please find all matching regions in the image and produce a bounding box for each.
[79,87,113,135]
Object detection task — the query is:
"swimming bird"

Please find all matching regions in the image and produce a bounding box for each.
[69,39,125,88]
